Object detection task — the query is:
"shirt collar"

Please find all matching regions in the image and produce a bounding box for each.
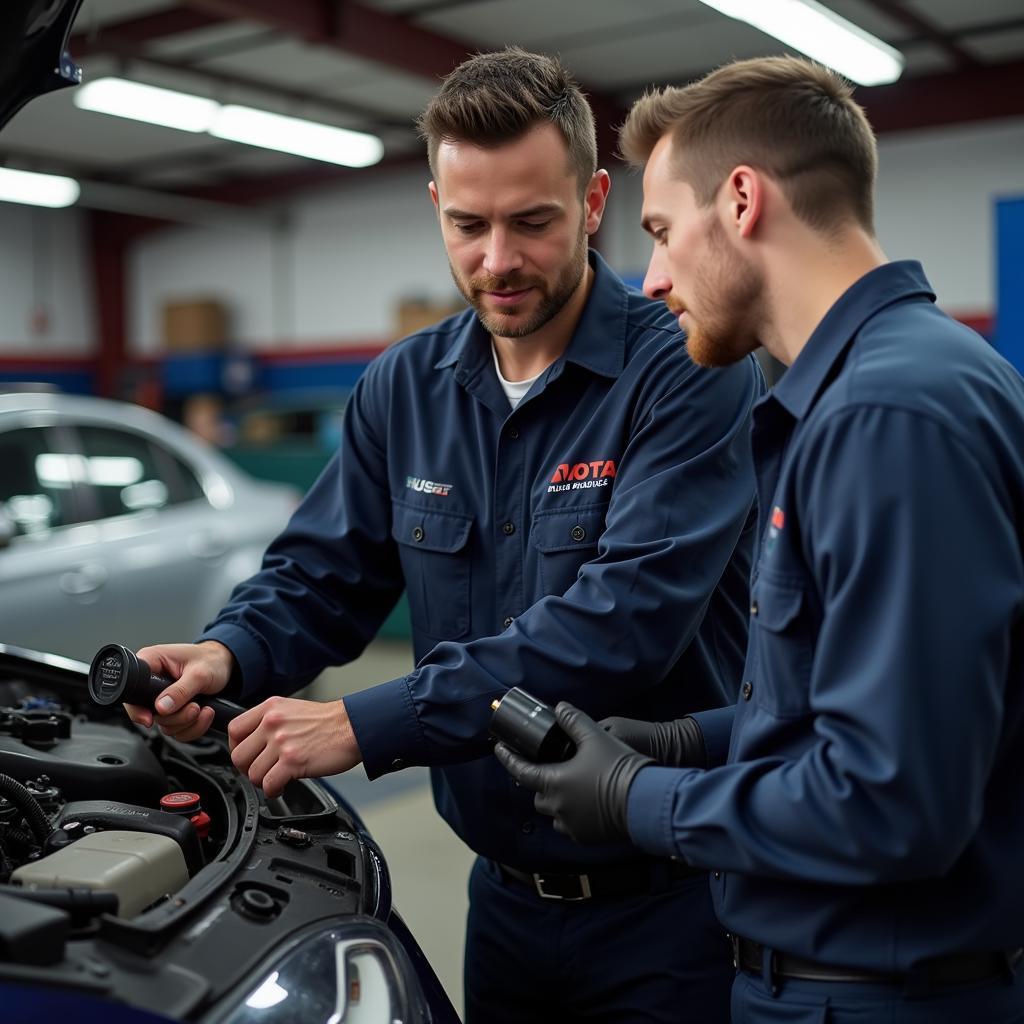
[771,260,936,421]
[434,249,628,380]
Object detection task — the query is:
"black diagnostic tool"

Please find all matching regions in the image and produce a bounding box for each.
[88,643,243,733]
[490,687,574,762]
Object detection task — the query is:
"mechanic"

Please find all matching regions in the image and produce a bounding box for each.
[497,55,1024,1024]
[124,48,763,1024]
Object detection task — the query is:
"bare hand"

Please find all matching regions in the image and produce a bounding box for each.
[228,696,362,799]
[123,641,234,742]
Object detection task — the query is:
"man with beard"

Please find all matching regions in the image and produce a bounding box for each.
[497,56,1024,1024]
[123,48,763,1022]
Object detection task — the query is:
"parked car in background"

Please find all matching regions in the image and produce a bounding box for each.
[0,388,299,661]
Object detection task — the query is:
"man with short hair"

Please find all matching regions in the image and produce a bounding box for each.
[498,55,1024,1023]
[125,48,762,1022]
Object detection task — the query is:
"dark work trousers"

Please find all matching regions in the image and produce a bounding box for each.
[463,856,733,1024]
[731,968,1024,1023]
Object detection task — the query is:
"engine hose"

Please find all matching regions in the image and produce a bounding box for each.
[0,824,36,850]
[0,774,54,845]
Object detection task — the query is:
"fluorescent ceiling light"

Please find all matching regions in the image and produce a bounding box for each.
[698,0,904,86]
[0,167,80,208]
[73,77,384,168]
[74,77,219,132]
[212,105,384,168]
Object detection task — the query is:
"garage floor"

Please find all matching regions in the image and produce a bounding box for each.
[302,641,474,1019]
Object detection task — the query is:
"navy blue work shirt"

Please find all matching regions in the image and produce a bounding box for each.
[628,261,1024,967]
[201,251,762,869]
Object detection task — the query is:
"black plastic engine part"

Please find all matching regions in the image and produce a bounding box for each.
[0,773,53,844]
[0,883,118,922]
[0,721,167,805]
[0,891,69,965]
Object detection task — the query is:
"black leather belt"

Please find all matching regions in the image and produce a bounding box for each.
[495,858,700,901]
[732,935,1023,991]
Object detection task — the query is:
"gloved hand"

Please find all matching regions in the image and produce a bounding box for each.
[599,715,707,767]
[494,702,653,844]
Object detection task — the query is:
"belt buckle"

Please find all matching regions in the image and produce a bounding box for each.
[532,872,592,901]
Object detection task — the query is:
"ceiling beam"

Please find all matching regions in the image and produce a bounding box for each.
[856,57,1024,133]
[70,8,225,59]
[180,0,471,81]
[858,0,982,70]
[178,0,627,160]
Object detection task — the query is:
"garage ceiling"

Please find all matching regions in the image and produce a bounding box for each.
[2,0,1023,203]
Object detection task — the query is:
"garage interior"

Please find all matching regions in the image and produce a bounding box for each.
[1,0,1024,1016]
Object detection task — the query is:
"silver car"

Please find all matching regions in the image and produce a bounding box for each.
[0,388,299,660]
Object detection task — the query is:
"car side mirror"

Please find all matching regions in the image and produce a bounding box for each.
[0,504,17,550]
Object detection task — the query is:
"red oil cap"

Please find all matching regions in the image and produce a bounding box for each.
[161,791,201,815]
[190,811,212,840]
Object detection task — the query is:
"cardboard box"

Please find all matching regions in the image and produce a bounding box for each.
[395,297,466,338]
[162,299,228,352]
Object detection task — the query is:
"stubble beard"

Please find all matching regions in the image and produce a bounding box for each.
[450,224,589,340]
[683,219,765,369]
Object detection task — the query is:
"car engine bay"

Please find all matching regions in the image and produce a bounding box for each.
[0,644,441,1023]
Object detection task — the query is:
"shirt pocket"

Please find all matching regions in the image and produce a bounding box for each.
[530,504,607,597]
[391,499,474,640]
[749,573,814,717]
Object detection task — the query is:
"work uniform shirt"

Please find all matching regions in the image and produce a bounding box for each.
[628,261,1024,968]
[201,251,762,869]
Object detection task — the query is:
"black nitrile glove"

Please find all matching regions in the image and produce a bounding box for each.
[599,715,707,768]
[494,702,654,844]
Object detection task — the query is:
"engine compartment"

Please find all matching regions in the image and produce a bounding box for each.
[0,648,407,1022]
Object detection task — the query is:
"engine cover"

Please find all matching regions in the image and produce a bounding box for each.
[0,722,167,805]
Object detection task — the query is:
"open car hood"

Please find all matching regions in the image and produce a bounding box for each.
[0,0,83,130]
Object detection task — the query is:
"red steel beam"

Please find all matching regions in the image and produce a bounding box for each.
[857,57,1024,134]
[89,212,167,397]
[181,0,471,81]
[858,0,982,71]
[71,8,225,59]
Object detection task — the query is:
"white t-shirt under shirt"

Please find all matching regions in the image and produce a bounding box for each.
[492,343,543,410]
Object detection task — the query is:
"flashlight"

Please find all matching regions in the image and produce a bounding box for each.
[88,643,243,733]
[489,687,574,762]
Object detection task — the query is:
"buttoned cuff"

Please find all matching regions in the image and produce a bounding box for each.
[196,622,270,701]
[626,765,688,859]
[345,675,424,780]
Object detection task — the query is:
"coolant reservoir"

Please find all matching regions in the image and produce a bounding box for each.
[11,830,188,917]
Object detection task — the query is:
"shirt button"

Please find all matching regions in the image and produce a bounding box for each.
[503,616,514,629]
[750,600,759,616]
[520,821,534,834]
[412,526,424,542]
[741,681,753,701]
[570,525,587,542]
[508,426,520,439]
[391,757,406,771]
[713,871,721,880]
[502,521,515,536]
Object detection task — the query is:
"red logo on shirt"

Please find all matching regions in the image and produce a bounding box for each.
[550,460,617,484]
[771,506,785,530]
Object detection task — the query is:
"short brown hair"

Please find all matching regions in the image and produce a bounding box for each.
[417,47,597,194]
[620,56,878,232]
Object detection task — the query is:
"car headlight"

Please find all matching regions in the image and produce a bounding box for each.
[213,918,417,1024]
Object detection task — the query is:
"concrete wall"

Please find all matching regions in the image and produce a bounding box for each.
[0,203,95,352]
